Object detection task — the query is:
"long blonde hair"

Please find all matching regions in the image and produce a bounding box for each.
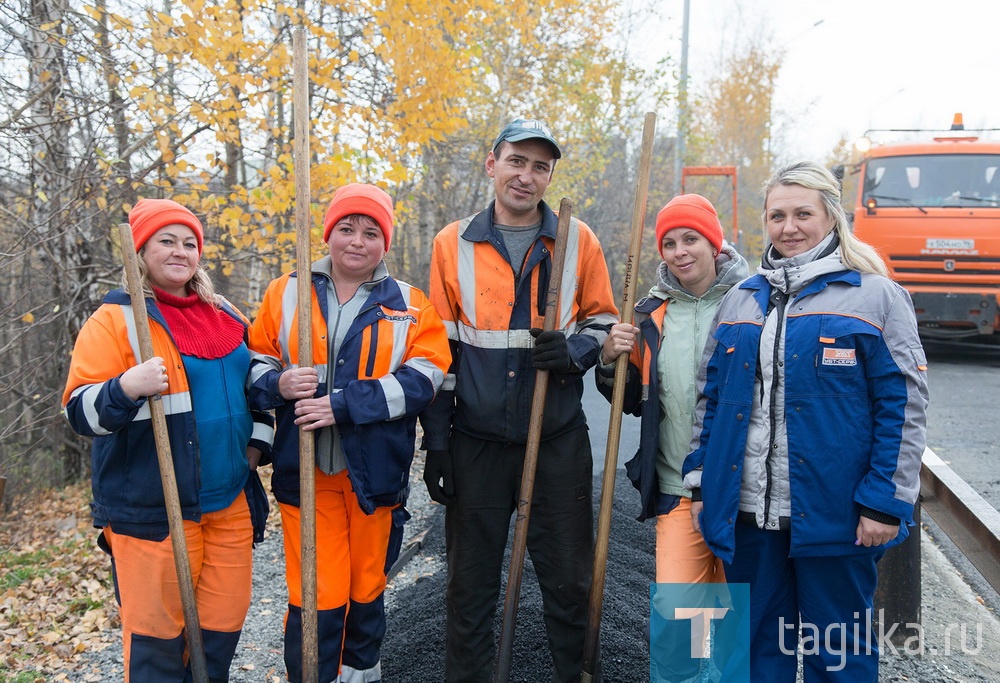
[122,251,220,306]
[763,161,888,277]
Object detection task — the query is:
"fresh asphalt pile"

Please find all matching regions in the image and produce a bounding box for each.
[377,468,653,681]
[70,462,997,681]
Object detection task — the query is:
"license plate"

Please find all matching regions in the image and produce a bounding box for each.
[926,238,974,249]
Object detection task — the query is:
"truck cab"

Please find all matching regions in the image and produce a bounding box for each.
[851,120,1000,341]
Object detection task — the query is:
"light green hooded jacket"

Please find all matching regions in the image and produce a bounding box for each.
[653,243,749,496]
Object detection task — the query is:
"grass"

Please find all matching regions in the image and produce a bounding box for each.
[0,549,50,590]
[66,595,103,614]
[0,664,47,682]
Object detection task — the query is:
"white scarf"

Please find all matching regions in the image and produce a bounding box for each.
[758,232,845,294]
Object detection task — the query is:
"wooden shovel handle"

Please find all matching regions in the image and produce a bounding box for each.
[494,197,574,682]
[118,223,208,683]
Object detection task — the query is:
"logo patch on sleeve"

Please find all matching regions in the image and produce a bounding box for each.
[822,347,857,366]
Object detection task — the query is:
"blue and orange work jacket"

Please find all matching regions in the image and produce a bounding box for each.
[247,259,451,513]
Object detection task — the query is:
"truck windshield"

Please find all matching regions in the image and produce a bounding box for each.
[863,154,1000,208]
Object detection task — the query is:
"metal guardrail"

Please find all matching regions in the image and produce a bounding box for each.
[920,447,1000,595]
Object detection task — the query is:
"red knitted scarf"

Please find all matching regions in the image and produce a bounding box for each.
[153,288,245,359]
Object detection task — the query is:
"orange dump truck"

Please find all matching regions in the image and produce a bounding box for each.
[850,116,1000,341]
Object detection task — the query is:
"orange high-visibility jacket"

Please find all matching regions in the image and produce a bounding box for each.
[420,200,619,448]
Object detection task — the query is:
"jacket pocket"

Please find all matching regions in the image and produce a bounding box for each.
[711,323,752,392]
[813,317,876,391]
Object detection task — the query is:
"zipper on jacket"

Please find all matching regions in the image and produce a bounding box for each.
[762,287,788,527]
[692,297,704,379]
[153,306,203,493]
[327,296,382,375]
[534,255,551,318]
[323,297,348,465]
[328,300,346,381]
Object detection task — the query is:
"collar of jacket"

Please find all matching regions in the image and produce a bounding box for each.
[289,257,406,321]
[462,199,558,244]
[307,255,390,286]
[302,256,398,305]
[739,269,862,312]
[635,293,669,316]
[103,288,245,332]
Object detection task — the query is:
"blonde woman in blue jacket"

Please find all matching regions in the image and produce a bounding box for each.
[597,194,748,680]
[684,162,928,682]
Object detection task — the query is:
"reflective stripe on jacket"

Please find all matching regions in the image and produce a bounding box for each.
[684,270,928,561]
[420,200,618,447]
[247,259,450,513]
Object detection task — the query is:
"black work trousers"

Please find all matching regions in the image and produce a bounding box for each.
[444,426,596,683]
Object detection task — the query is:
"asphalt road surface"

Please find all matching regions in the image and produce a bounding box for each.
[922,340,1000,510]
[584,378,640,475]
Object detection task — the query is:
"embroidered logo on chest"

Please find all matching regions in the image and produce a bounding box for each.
[821,347,857,366]
[382,313,418,324]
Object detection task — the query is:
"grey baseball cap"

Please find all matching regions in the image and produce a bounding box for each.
[492,118,562,159]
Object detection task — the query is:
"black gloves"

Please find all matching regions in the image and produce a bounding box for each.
[423,449,455,505]
[530,328,573,372]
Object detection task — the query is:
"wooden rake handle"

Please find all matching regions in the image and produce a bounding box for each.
[581,112,657,682]
[292,26,320,683]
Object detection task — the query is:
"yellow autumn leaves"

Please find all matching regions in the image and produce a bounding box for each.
[72,0,647,282]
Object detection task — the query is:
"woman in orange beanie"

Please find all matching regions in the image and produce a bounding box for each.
[63,197,273,682]
[248,183,451,682]
[596,193,749,680]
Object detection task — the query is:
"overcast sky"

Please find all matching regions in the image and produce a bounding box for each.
[638,0,1000,161]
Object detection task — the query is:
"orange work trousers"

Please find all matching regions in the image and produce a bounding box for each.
[651,496,727,681]
[655,496,726,584]
[279,468,405,683]
[104,493,253,682]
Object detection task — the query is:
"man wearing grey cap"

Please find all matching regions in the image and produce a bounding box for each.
[420,119,618,681]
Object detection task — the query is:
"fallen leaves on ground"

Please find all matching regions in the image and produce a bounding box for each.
[0,480,119,680]
[0,469,284,681]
